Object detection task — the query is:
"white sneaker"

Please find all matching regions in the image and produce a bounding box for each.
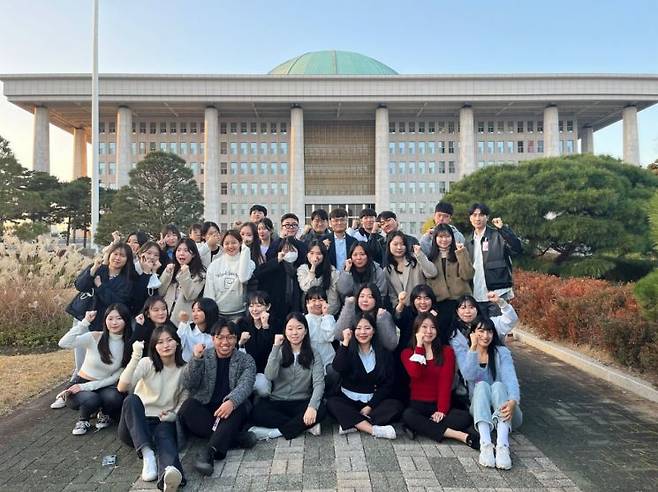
[71,420,91,435]
[163,465,182,491]
[247,426,281,441]
[306,423,321,436]
[95,411,112,430]
[141,452,157,482]
[338,426,357,435]
[372,425,396,440]
[51,394,66,409]
[479,442,496,468]
[495,444,512,470]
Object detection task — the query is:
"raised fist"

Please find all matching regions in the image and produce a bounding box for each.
[344,259,353,272]
[178,311,189,323]
[455,242,465,251]
[192,343,205,358]
[273,334,284,346]
[132,340,145,358]
[165,263,175,274]
[239,331,251,345]
[342,328,352,347]
[398,291,408,305]
[413,244,421,256]
[260,311,270,327]
[492,217,503,229]
[84,310,97,323]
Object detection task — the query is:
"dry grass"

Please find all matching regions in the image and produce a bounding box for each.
[0,350,72,415]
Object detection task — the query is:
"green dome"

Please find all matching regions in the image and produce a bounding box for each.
[269,50,398,75]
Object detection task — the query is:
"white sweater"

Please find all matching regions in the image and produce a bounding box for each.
[305,313,337,371]
[58,319,124,391]
[203,245,255,315]
[177,321,213,362]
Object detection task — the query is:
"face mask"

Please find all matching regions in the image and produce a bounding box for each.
[283,251,298,263]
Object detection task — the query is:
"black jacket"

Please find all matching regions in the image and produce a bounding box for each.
[236,315,283,373]
[322,232,357,270]
[465,225,522,290]
[73,265,133,331]
[332,344,394,407]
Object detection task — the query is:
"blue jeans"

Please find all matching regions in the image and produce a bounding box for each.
[470,381,523,431]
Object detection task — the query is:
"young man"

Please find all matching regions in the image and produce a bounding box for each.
[300,209,330,245]
[465,203,522,316]
[377,210,419,247]
[249,205,268,224]
[347,208,385,265]
[322,208,357,270]
[420,202,465,255]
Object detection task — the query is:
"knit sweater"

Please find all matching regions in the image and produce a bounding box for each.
[58,319,124,391]
[119,357,186,417]
[305,313,337,369]
[401,345,455,414]
[265,345,325,410]
[204,245,255,315]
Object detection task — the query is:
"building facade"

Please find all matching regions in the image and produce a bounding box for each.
[3,51,658,234]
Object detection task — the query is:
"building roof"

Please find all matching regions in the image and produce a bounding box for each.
[268,50,398,75]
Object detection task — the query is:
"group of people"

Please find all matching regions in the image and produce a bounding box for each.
[53,200,523,491]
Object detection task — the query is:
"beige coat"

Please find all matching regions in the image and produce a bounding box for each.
[159,267,206,322]
[385,250,437,308]
[426,247,474,301]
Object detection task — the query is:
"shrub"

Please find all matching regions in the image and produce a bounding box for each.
[634,269,658,322]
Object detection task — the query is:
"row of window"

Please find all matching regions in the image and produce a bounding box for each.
[390,182,450,195]
[476,120,574,134]
[477,139,575,154]
[224,142,289,156]
[226,162,288,176]
[98,121,289,136]
[389,141,456,155]
[99,141,291,157]
[389,121,457,134]
[219,182,289,196]
[390,200,453,216]
[388,161,457,176]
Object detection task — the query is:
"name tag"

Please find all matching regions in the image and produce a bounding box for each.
[482,240,489,252]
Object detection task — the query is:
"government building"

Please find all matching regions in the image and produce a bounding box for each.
[2,51,658,234]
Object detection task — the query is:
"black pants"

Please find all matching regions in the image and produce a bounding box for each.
[324,365,341,398]
[178,398,249,457]
[326,393,403,429]
[117,394,185,490]
[65,377,124,421]
[437,299,458,343]
[402,400,472,442]
[251,398,326,440]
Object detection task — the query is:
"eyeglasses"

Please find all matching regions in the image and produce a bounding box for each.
[282,223,299,229]
[214,334,237,341]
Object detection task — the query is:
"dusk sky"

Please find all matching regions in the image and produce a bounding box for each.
[1,0,657,180]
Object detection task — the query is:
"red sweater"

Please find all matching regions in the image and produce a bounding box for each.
[401,345,455,414]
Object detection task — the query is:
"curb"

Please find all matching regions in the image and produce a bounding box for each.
[512,328,658,404]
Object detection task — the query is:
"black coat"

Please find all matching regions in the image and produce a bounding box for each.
[322,232,357,270]
[73,265,133,331]
[332,343,394,407]
[236,316,282,373]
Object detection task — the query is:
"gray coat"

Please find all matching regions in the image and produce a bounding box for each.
[182,347,256,408]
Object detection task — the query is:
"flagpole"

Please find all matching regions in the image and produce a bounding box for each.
[90,0,100,249]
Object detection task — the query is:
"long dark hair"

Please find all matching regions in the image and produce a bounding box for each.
[127,231,149,248]
[192,298,220,333]
[305,240,332,291]
[383,231,417,273]
[149,323,186,372]
[241,222,265,265]
[140,295,170,331]
[97,303,133,367]
[409,312,444,365]
[281,312,314,369]
[348,241,376,285]
[409,284,437,315]
[354,283,383,316]
[449,294,484,341]
[172,237,205,279]
[347,312,379,356]
[468,317,501,380]
[428,224,457,262]
[104,242,137,280]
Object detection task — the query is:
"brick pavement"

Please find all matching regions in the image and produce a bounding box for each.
[0,340,656,491]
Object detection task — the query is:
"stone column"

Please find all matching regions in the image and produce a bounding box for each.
[458,105,475,178]
[32,106,50,173]
[116,106,132,188]
[73,128,88,177]
[289,106,305,221]
[204,106,220,222]
[543,105,560,157]
[580,125,594,154]
[623,105,640,166]
[375,105,390,212]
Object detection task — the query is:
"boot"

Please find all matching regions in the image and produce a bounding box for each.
[194,446,216,476]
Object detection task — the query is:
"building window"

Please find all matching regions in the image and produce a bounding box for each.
[240,142,248,155]
[438,141,445,154]
[271,163,277,175]
[448,141,455,154]
[408,162,416,175]
[566,139,574,153]
[108,122,115,134]
[447,121,455,133]
[537,120,544,133]
[389,162,396,175]
[280,122,287,134]
[280,142,288,154]
[108,162,116,175]
[99,122,105,133]
[270,122,277,134]
[496,141,504,153]
[448,161,455,173]
[260,162,268,175]
[160,122,167,134]
[418,161,426,175]
[517,141,524,153]
[399,162,406,174]
[160,142,167,152]
[149,122,157,134]
[389,122,396,133]
[230,122,237,134]
[169,142,177,153]
[261,122,268,134]
[477,141,485,154]
[109,142,116,155]
[438,161,445,173]
[240,122,247,134]
[408,142,416,155]
[231,183,237,195]
[281,183,288,194]
[99,142,106,155]
[180,122,187,134]
[497,121,504,133]
[408,122,415,134]
[191,122,198,134]
[427,142,435,154]
[398,142,405,155]
[418,142,425,155]
[220,142,227,155]
[389,142,396,155]
[270,143,278,155]
[149,142,157,152]
[389,183,395,195]
[538,140,544,153]
[507,120,515,133]
[190,142,198,154]
[428,161,435,174]
[99,162,105,174]
[566,120,574,132]
[230,143,237,155]
[280,162,288,175]
[240,162,248,174]
[487,121,494,133]
[139,122,146,134]
[260,142,267,155]
[240,183,247,195]
[250,122,257,134]
[527,121,534,133]
[220,162,227,175]
[180,142,188,154]
[398,122,405,133]
[220,202,227,214]
[439,181,446,193]
[487,141,494,154]
[437,121,445,133]
[558,120,564,132]
[399,182,406,194]
[260,183,268,195]
[419,182,426,194]
[418,121,425,134]
[428,121,435,134]
[506,141,514,153]
[527,141,535,153]
[230,162,238,175]
[139,142,146,154]
[517,121,524,133]
[271,183,277,195]
[220,122,227,134]
[250,162,258,175]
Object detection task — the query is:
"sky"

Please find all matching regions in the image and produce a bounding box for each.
[1,0,657,181]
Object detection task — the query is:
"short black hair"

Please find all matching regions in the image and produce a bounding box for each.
[359,208,377,219]
[250,204,268,216]
[211,317,238,337]
[377,210,397,221]
[310,209,329,221]
[468,202,490,216]
[434,202,454,215]
[329,208,348,219]
[305,286,328,303]
[280,213,299,224]
[201,221,220,236]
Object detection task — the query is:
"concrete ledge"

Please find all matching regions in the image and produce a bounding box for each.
[513,328,658,404]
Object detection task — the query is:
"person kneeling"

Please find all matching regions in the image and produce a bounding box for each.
[249,312,326,440]
[327,313,403,439]
[178,318,257,476]
[401,313,477,447]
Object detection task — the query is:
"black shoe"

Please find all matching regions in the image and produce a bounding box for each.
[194,446,215,476]
[235,431,257,449]
[466,430,480,450]
[402,424,416,440]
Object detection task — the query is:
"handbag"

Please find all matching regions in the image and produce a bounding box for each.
[65,288,97,321]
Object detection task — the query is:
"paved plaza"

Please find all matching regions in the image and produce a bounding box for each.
[1,340,656,491]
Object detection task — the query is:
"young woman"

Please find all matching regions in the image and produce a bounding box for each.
[304,287,340,396]
[249,313,326,440]
[177,298,219,362]
[240,222,265,266]
[58,304,132,435]
[131,241,162,315]
[336,242,387,299]
[335,283,398,351]
[426,224,475,328]
[297,240,341,315]
[198,221,222,267]
[257,218,275,258]
[401,313,476,447]
[452,318,523,470]
[204,230,256,320]
[158,224,182,273]
[327,313,403,439]
[117,325,187,490]
[159,238,206,322]
[131,295,175,353]
[188,223,203,243]
[179,319,257,477]
[383,231,437,309]
[236,291,282,396]
[126,231,149,255]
